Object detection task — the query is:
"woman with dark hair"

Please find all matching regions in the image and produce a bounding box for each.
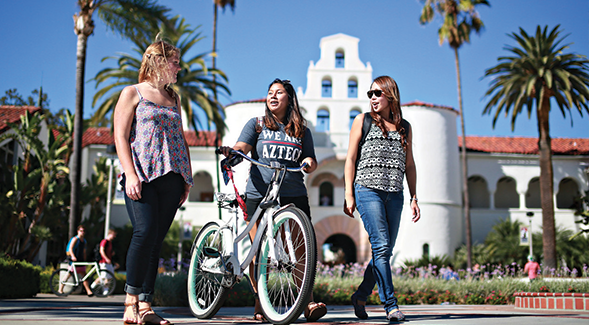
[114,40,193,325]
[344,75,421,322]
[219,78,327,322]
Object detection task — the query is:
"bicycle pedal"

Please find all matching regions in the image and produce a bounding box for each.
[203,247,220,257]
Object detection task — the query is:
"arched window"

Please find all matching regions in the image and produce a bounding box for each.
[322,234,356,265]
[556,178,580,209]
[525,177,541,208]
[495,177,519,208]
[319,181,334,206]
[422,243,430,259]
[335,50,345,68]
[349,109,360,129]
[321,79,332,98]
[468,176,490,208]
[316,109,330,132]
[347,79,358,98]
[189,171,214,202]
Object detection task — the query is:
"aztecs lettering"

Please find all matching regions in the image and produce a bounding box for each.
[260,130,302,161]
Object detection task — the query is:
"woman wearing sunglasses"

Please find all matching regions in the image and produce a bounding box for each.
[344,75,420,322]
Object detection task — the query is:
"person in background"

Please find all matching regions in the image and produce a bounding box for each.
[344,75,420,322]
[60,225,94,296]
[114,40,193,325]
[219,78,327,322]
[524,255,540,282]
[91,229,118,294]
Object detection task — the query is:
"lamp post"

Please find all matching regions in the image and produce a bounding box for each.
[526,211,534,258]
[177,206,186,272]
[104,144,117,238]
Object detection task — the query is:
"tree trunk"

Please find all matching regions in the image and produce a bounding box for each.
[454,47,472,270]
[70,32,88,239]
[537,90,557,270]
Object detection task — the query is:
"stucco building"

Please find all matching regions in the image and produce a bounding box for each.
[5,33,587,267]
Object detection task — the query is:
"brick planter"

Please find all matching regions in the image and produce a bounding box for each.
[514,292,589,311]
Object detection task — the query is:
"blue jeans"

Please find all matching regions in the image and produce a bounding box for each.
[122,172,185,302]
[353,183,403,313]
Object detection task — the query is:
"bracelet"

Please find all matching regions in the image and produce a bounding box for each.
[410,198,418,203]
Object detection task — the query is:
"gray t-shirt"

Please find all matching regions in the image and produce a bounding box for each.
[237,117,316,198]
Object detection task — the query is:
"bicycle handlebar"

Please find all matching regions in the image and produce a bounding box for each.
[216,148,308,172]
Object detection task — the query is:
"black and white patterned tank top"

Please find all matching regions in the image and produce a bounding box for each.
[354,123,406,192]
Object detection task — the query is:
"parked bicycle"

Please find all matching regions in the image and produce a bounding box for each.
[187,149,317,325]
[49,261,116,297]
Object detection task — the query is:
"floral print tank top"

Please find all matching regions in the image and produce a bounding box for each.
[127,86,193,186]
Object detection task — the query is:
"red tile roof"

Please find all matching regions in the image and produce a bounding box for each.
[82,127,220,148]
[460,136,589,155]
[0,106,42,133]
[402,100,457,113]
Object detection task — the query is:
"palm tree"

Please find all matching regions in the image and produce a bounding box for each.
[419,0,489,270]
[483,25,589,270]
[91,16,230,132]
[70,0,171,240]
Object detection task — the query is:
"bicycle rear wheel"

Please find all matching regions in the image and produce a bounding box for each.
[256,207,317,325]
[89,269,116,297]
[50,268,76,296]
[187,222,229,319]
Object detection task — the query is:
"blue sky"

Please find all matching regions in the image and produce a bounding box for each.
[1,0,588,138]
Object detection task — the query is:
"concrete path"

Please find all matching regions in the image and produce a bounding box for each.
[0,293,588,325]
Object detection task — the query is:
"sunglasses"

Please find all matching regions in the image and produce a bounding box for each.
[367,89,383,98]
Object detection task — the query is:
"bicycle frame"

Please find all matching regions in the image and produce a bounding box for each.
[205,150,306,282]
[67,261,103,285]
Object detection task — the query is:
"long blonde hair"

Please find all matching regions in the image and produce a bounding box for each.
[138,41,180,97]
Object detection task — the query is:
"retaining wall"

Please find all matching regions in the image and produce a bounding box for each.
[513,292,589,311]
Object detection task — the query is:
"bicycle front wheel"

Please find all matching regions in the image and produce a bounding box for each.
[187,222,229,319]
[256,207,317,325]
[50,268,75,297]
[89,269,116,297]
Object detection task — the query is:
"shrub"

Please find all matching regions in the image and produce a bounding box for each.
[153,272,188,307]
[0,255,42,298]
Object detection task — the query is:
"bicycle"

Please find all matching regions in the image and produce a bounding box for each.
[187,149,317,325]
[49,261,116,297]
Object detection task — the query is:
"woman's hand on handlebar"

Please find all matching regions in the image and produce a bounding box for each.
[217,146,233,157]
[301,157,317,173]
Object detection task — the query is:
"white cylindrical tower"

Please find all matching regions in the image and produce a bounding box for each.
[393,102,463,265]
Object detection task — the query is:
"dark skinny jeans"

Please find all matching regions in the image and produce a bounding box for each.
[122,172,185,302]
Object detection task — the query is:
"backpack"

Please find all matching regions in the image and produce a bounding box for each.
[359,113,410,147]
[93,242,102,262]
[65,236,78,256]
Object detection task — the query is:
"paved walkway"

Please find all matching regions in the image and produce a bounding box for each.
[0,293,588,325]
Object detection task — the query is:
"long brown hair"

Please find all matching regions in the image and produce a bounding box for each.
[370,75,407,151]
[258,79,307,138]
[138,40,180,98]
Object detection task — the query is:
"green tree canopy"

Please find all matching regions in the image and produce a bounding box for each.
[91,16,229,134]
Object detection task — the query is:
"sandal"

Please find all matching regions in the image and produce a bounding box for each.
[253,312,268,322]
[139,307,172,325]
[304,301,327,322]
[123,302,142,324]
[351,293,368,320]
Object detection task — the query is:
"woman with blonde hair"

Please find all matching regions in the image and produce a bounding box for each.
[114,40,192,325]
[344,75,420,322]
